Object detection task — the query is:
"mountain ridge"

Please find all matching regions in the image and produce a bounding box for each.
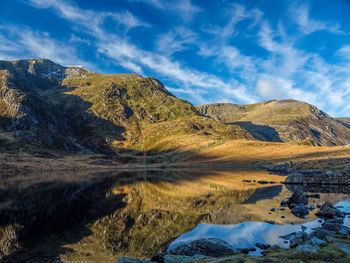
[1,58,350,160]
[0,59,252,155]
[196,100,350,146]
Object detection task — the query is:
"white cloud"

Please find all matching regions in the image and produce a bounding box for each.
[337,45,350,60]
[156,27,197,56]
[12,0,350,117]
[203,4,262,41]
[290,3,343,35]
[0,26,92,68]
[27,0,148,38]
[127,0,201,22]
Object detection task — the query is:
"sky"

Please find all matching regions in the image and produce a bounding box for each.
[1,0,350,117]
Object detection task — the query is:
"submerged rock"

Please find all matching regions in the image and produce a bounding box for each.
[169,238,236,257]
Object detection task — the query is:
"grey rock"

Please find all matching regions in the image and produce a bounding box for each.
[238,247,256,254]
[295,244,320,254]
[163,254,209,263]
[322,222,343,232]
[291,204,309,217]
[289,232,308,248]
[116,256,143,263]
[287,191,309,207]
[307,237,326,245]
[255,243,271,250]
[169,238,236,257]
[316,202,344,218]
[339,226,350,235]
[305,205,315,211]
[326,218,344,224]
[325,170,334,176]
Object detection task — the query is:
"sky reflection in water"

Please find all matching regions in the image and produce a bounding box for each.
[170,201,350,256]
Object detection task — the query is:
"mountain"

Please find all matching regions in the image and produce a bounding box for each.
[0,59,252,155]
[196,100,350,146]
[336,118,350,129]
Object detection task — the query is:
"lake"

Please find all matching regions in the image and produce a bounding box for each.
[0,169,349,262]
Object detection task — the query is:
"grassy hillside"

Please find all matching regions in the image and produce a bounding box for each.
[0,59,253,155]
[197,100,350,146]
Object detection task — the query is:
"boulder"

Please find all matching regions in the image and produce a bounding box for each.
[338,226,350,235]
[287,191,309,207]
[169,238,236,257]
[291,204,309,217]
[310,227,327,239]
[315,202,344,218]
[322,223,343,232]
[289,231,308,248]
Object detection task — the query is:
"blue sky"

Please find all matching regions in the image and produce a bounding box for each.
[1,0,350,116]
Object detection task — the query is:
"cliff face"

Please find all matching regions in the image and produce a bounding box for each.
[197,100,350,146]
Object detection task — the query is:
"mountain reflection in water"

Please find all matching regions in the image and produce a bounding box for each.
[0,169,349,262]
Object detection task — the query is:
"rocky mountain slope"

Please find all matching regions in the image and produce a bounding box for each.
[0,59,252,155]
[336,118,350,129]
[197,100,350,146]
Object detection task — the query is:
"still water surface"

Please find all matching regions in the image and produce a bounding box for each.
[0,169,349,262]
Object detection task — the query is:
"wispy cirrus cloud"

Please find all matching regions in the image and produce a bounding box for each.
[155,27,197,56]
[0,26,92,68]
[289,3,343,35]
[126,0,201,22]
[3,0,350,116]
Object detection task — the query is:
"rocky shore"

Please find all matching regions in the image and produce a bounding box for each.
[116,200,350,263]
[263,162,350,185]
